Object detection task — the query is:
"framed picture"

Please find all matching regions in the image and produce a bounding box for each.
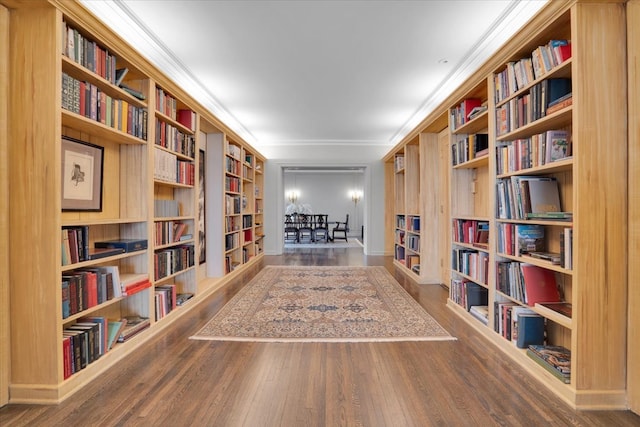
[61,137,104,211]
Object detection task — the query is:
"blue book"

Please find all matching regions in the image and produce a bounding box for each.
[516,314,545,348]
[94,239,148,252]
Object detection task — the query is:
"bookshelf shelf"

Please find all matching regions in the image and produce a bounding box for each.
[61,111,147,145]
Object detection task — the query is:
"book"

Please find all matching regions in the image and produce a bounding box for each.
[527,345,571,383]
[119,83,146,100]
[527,179,561,213]
[88,247,125,260]
[528,251,561,265]
[535,302,572,319]
[465,282,488,311]
[526,211,572,221]
[106,319,127,350]
[545,130,571,162]
[515,224,544,256]
[516,313,545,348]
[469,305,489,325]
[117,316,150,342]
[176,293,194,306]
[94,238,148,252]
[520,264,561,306]
[114,67,128,86]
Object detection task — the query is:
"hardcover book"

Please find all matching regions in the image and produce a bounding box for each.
[515,224,545,256]
[520,264,561,306]
[94,238,148,252]
[516,313,545,348]
[527,179,561,213]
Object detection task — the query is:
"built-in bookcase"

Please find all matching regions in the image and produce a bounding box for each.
[384,131,443,284]
[383,0,630,410]
[4,0,266,404]
[441,2,628,409]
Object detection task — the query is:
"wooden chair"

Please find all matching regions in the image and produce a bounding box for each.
[312,214,329,243]
[297,213,314,243]
[284,214,299,243]
[332,214,349,242]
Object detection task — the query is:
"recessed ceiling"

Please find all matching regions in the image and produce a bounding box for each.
[81,0,546,151]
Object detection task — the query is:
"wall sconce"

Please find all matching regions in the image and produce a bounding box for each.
[350,190,363,205]
[287,190,299,204]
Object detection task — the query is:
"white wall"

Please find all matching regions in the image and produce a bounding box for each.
[262,143,390,256]
[284,171,363,235]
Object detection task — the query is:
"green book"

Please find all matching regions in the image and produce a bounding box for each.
[107,320,126,351]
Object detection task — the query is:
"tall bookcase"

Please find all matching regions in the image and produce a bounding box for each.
[443,1,628,409]
[4,0,266,404]
[384,127,445,284]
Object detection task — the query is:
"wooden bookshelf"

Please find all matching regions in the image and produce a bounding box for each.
[0,3,8,408]
[384,0,630,410]
[384,125,446,284]
[3,0,266,404]
[449,1,627,409]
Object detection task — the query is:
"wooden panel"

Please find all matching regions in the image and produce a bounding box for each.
[418,133,441,284]
[0,3,9,408]
[438,128,451,287]
[404,144,420,215]
[571,1,627,396]
[628,0,640,415]
[384,161,394,256]
[8,4,62,386]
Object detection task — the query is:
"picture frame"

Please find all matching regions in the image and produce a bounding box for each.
[61,137,104,211]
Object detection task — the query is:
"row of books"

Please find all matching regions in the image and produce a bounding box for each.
[63,317,108,379]
[153,148,195,185]
[496,78,572,136]
[155,86,178,120]
[226,156,242,176]
[62,226,89,266]
[242,214,253,228]
[407,254,420,272]
[451,133,489,165]
[396,215,406,229]
[155,120,196,158]
[451,219,489,248]
[225,232,240,252]
[394,154,405,172]
[225,194,241,215]
[395,229,405,245]
[451,248,489,286]
[406,234,420,252]
[154,245,195,281]
[496,223,544,257]
[225,176,241,192]
[496,176,563,220]
[62,268,115,318]
[242,164,254,180]
[62,21,119,85]
[226,141,242,159]
[496,129,571,175]
[154,283,177,321]
[62,73,148,140]
[496,261,560,306]
[450,98,483,131]
[450,279,488,313]
[494,302,545,348]
[395,244,405,263]
[407,216,420,232]
[494,39,572,103]
[225,256,241,273]
[154,221,190,246]
[225,215,241,233]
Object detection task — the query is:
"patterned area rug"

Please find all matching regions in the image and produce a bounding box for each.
[191,266,455,342]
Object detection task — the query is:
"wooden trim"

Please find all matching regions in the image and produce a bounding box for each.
[0,2,9,408]
[627,0,640,416]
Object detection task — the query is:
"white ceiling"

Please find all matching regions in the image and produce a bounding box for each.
[81,0,546,152]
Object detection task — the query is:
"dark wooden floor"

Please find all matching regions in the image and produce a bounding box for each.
[2,248,639,426]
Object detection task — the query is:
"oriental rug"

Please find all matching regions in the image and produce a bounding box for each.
[190,266,455,343]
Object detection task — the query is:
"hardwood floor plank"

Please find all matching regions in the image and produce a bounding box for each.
[1,248,639,426]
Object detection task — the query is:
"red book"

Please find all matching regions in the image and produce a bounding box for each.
[177,109,196,131]
[460,98,482,119]
[520,264,561,306]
